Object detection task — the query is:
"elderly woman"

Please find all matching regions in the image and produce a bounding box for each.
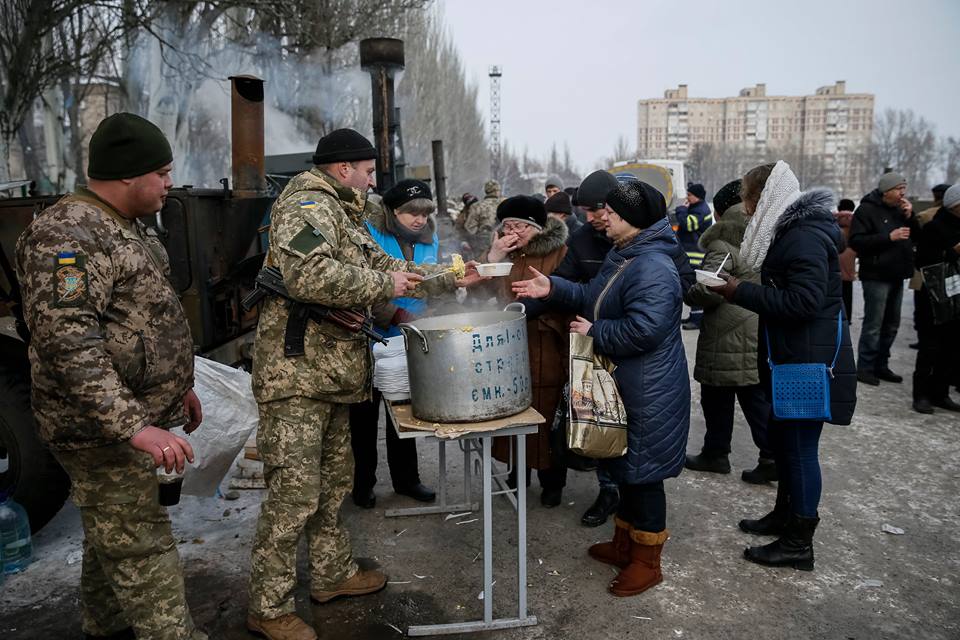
[710,161,856,571]
[348,179,439,508]
[486,195,570,506]
[513,181,690,597]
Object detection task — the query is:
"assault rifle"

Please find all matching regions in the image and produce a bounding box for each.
[241,266,386,356]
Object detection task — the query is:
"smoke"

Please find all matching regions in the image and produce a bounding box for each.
[124,22,373,187]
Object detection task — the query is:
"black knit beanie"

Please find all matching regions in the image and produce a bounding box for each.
[496,195,547,229]
[575,170,619,208]
[837,198,856,212]
[686,182,707,200]
[712,179,743,218]
[87,113,173,180]
[383,179,433,210]
[545,191,572,215]
[606,181,666,229]
[312,128,377,165]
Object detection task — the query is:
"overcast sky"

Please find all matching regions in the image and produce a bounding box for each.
[442,0,960,174]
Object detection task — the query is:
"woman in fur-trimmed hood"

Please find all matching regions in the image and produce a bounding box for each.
[485,195,570,507]
[351,179,441,510]
[709,161,856,573]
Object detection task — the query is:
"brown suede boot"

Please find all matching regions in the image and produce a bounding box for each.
[310,568,387,604]
[608,528,669,597]
[246,613,317,640]
[588,516,631,568]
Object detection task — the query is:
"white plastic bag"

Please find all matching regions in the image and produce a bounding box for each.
[170,357,259,497]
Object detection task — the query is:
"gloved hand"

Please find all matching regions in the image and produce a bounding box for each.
[708,273,741,302]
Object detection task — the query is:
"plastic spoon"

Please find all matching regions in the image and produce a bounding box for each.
[714,253,730,277]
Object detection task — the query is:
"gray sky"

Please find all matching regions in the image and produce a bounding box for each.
[442,0,960,174]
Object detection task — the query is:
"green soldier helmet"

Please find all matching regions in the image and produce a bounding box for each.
[484,180,501,196]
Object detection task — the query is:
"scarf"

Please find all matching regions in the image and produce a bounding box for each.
[740,161,801,270]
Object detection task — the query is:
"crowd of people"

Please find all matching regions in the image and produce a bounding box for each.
[13,111,959,640]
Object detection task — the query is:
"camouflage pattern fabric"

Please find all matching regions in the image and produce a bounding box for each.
[248,397,355,619]
[252,168,454,405]
[54,443,207,640]
[462,191,502,259]
[15,187,194,451]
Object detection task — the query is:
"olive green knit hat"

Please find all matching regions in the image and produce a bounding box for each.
[87,113,173,180]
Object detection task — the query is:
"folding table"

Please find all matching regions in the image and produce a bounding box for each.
[384,402,543,637]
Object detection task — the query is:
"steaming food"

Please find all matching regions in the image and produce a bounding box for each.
[450,253,466,279]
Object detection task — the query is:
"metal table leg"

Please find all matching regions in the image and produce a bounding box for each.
[407,428,537,636]
[386,435,479,518]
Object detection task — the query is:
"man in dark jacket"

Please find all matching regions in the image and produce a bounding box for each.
[675,182,713,329]
[911,184,960,413]
[849,172,916,385]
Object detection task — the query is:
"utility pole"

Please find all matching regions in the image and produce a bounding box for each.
[488,65,502,180]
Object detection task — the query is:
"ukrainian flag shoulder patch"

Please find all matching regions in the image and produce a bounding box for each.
[53,252,88,308]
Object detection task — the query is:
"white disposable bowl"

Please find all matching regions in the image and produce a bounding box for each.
[695,269,726,287]
[477,262,514,277]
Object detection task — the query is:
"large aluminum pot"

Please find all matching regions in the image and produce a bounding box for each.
[398,303,531,422]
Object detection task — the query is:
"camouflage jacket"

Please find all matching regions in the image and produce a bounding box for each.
[252,169,455,405]
[15,188,194,451]
[463,194,501,256]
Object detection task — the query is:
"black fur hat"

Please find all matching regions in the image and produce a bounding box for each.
[496,195,547,229]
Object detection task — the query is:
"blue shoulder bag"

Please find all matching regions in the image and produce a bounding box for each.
[765,312,843,421]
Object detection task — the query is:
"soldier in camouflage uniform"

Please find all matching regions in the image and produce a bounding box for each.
[246,129,473,640]
[461,179,503,260]
[15,113,206,640]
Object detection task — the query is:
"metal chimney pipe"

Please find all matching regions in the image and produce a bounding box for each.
[228,75,266,195]
[359,38,404,192]
[432,140,448,217]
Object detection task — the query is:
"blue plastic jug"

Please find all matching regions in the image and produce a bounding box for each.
[0,491,32,574]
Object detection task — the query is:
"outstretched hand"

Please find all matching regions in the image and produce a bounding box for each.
[511,266,551,299]
[455,261,490,288]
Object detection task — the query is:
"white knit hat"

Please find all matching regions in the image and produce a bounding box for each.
[943,184,960,210]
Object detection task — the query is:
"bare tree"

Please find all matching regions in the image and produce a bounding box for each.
[868,108,940,196]
[942,136,960,184]
[0,0,89,182]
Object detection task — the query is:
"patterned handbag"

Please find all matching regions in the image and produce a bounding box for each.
[765,312,843,421]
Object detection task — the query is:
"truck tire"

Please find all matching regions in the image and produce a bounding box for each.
[0,365,71,533]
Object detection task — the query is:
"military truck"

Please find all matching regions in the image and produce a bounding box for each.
[0,76,273,532]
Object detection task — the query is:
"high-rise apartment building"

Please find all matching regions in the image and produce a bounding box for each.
[637,81,874,195]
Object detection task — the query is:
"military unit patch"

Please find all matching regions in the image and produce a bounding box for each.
[54,252,88,307]
[299,200,318,209]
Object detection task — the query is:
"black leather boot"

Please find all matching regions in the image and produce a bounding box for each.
[684,451,731,474]
[744,513,819,571]
[741,458,778,485]
[581,487,620,527]
[739,486,789,535]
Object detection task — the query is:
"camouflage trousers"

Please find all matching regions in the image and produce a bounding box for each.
[53,442,207,640]
[248,397,357,619]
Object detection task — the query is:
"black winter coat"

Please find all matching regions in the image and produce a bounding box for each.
[555,224,611,282]
[916,207,960,268]
[849,189,914,281]
[732,189,857,426]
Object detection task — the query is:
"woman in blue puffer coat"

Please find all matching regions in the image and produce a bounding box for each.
[513,181,690,598]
